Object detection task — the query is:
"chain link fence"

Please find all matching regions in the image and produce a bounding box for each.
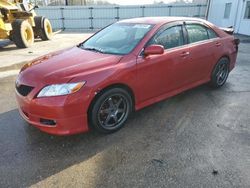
[36,4,207,31]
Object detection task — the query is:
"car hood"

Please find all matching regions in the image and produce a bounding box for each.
[19,47,123,86]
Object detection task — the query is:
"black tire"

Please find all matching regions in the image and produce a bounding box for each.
[34,16,53,41]
[11,19,34,48]
[33,16,43,38]
[89,88,133,134]
[210,57,230,88]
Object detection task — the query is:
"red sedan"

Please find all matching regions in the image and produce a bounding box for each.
[15,17,239,135]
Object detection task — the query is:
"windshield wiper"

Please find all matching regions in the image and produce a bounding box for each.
[80,46,105,53]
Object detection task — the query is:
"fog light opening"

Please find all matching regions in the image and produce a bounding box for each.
[40,118,56,126]
[23,111,29,118]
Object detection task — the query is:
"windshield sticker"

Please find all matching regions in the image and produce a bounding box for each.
[133,24,151,29]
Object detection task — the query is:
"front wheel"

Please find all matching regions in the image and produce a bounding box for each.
[210,58,230,88]
[89,88,133,133]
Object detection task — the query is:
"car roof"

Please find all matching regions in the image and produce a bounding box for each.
[118,16,206,25]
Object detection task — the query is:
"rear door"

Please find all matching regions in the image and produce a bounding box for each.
[184,22,220,82]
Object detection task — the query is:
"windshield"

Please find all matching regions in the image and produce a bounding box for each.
[79,23,154,55]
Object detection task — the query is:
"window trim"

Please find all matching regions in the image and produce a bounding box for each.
[139,20,220,57]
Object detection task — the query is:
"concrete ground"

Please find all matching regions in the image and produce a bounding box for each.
[0,32,92,72]
[0,34,249,188]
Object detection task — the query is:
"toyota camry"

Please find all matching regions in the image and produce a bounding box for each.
[15,17,239,135]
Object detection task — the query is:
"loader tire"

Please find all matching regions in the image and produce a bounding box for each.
[12,19,34,48]
[34,16,53,41]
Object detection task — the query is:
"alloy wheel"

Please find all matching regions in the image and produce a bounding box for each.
[97,94,128,129]
[216,62,229,85]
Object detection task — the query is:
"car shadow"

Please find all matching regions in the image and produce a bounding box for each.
[0,40,16,50]
[0,39,44,51]
[0,108,115,187]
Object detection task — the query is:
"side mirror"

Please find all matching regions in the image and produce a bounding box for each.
[144,45,164,56]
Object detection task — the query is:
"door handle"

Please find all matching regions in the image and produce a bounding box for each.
[215,42,222,47]
[180,51,190,57]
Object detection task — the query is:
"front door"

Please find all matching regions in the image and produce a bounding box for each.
[136,24,192,103]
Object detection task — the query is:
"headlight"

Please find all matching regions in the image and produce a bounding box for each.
[37,82,86,97]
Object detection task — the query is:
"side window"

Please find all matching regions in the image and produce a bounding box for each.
[207,28,218,39]
[186,24,209,43]
[149,25,184,49]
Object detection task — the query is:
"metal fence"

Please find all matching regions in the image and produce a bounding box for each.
[36,4,207,31]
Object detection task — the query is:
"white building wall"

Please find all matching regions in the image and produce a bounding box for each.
[208,0,250,36]
[208,0,239,27]
[236,0,250,35]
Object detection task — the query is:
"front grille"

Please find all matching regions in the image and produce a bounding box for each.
[16,85,34,96]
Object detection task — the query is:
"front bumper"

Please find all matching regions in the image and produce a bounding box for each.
[15,89,90,135]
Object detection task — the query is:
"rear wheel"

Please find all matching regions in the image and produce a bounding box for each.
[11,19,34,48]
[210,58,230,88]
[89,88,132,133]
[34,16,53,41]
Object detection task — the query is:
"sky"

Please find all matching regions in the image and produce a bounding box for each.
[106,0,188,5]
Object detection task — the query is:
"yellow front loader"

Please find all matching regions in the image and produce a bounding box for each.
[0,0,52,48]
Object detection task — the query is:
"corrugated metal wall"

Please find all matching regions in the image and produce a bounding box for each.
[36,4,207,31]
